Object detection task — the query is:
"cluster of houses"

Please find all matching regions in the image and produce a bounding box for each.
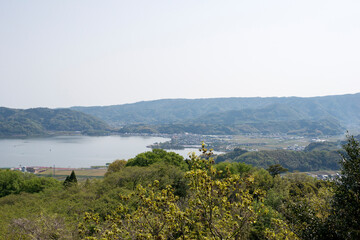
[11,166,36,173]
[306,172,340,180]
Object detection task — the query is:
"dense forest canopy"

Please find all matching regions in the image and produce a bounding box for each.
[117,119,343,136]
[0,107,110,137]
[72,93,360,130]
[215,147,341,172]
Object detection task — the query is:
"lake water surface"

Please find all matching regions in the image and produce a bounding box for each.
[0,135,206,168]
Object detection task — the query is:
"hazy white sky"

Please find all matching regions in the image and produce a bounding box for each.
[1,0,359,108]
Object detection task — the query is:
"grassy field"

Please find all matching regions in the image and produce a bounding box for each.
[36,168,107,181]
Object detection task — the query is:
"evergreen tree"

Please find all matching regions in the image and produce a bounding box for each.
[330,135,360,239]
[63,170,77,187]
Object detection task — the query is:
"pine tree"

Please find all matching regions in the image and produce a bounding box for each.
[69,170,77,184]
[63,170,77,187]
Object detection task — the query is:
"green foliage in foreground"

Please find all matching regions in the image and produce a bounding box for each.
[1,136,360,239]
[105,159,127,177]
[126,148,187,170]
[0,170,60,197]
[79,146,296,239]
[329,135,360,239]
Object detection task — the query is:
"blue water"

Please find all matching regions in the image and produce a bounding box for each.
[0,135,223,168]
[0,135,171,168]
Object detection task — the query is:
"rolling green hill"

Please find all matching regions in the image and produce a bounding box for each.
[215,144,342,172]
[0,107,110,137]
[72,93,359,135]
[72,93,360,127]
[192,103,332,124]
[117,118,343,136]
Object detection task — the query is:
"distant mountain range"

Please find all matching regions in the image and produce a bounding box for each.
[1,93,358,137]
[71,93,360,136]
[0,108,110,137]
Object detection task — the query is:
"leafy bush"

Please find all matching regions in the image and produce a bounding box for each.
[0,170,61,197]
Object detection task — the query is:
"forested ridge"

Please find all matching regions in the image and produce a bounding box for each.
[72,93,360,136]
[1,137,360,239]
[117,118,342,136]
[0,107,110,137]
[215,143,342,172]
[2,93,358,137]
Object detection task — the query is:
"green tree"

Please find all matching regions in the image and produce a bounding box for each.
[0,170,60,197]
[282,183,332,239]
[103,163,187,195]
[267,164,288,177]
[182,150,259,239]
[214,162,253,178]
[0,170,25,197]
[22,177,60,193]
[330,135,360,239]
[126,149,186,169]
[105,159,127,177]
[79,144,297,239]
[63,170,77,187]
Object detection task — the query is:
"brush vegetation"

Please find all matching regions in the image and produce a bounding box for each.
[1,136,359,239]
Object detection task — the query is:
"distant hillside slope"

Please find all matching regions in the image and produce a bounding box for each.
[0,107,110,137]
[192,103,335,124]
[71,93,359,135]
[215,145,342,172]
[117,119,343,136]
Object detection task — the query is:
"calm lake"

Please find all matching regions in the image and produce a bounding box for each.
[0,135,204,168]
